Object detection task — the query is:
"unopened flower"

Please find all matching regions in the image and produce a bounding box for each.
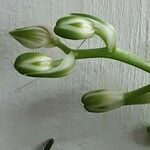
[54,16,95,40]
[82,89,124,113]
[9,26,59,49]
[14,52,75,78]
[71,13,116,51]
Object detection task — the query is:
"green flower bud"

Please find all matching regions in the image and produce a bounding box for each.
[71,13,116,51]
[9,26,59,49]
[14,52,75,78]
[54,16,95,40]
[82,89,125,113]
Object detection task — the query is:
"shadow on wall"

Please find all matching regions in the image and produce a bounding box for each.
[130,127,150,146]
[25,87,82,123]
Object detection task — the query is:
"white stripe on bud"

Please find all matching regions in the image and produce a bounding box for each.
[14,52,75,78]
[54,16,95,40]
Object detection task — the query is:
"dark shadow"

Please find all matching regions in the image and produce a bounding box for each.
[130,127,150,146]
[33,139,52,150]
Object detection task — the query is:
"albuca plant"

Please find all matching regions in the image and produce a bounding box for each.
[10,13,150,113]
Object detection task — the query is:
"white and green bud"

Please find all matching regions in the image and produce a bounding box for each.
[14,52,75,78]
[54,16,95,40]
[82,89,125,113]
[71,13,116,51]
[9,26,59,49]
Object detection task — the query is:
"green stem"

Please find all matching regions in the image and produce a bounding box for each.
[57,41,150,73]
[126,84,150,97]
[57,41,72,54]
[73,47,150,73]
[124,84,150,105]
[124,93,150,105]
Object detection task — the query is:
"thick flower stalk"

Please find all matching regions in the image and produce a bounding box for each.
[10,13,150,113]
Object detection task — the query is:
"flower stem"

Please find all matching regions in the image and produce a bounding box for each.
[124,84,150,105]
[57,41,150,73]
[73,47,150,73]
[57,41,72,54]
[126,84,150,97]
[124,93,150,105]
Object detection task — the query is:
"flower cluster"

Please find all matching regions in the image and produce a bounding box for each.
[10,13,150,113]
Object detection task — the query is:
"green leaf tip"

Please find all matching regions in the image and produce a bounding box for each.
[44,138,54,150]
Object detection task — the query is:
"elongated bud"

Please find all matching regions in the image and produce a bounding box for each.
[71,13,116,51]
[14,52,75,78]
[82,90,124,113]
[9,26,59,49]
[54,16,95,40]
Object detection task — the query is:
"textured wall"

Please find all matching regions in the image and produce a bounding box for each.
[0,0,150,150]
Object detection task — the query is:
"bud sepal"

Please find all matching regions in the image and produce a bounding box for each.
[9,26,59,49]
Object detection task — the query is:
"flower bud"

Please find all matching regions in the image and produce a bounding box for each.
[82,89,125,113]
[54,16,95,40]
[9,26,59,49]
[71,13,116,51]
[14,52,75,78]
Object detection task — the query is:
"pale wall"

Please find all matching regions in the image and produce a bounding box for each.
[0,0,150,150]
